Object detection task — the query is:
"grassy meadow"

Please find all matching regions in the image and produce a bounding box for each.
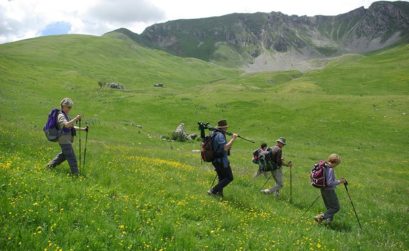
[0,35,408,250]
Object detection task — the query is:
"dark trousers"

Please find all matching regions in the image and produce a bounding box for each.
[49,144,79,175]
[211,162,233,194]
[321,189,340,220]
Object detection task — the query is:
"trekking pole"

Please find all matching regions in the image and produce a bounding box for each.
[302,195,320,217]
[82,124,89,173]
[289,162,293,204]
[344,182,363,230]
[224,132,255,143]
[259,173,272,190]
[209,174,217,189]
[78,119,82,172]
[236,135,255,143]
[203,124,255,144]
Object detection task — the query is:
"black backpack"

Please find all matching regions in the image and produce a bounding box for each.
[252,149,261,164]
[258,148,275,171]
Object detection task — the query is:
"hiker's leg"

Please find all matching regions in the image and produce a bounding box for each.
[211,162,224,193]
[320,189,329,209]
[60,144,79,175]
[322,190,340,221]
[224,165,233,186]
[219,165,233,194]
[269,168,283,192]
[48,152,66,168]
[275,168,283,190]
[212,164,233,194]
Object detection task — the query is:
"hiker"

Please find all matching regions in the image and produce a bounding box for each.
[314,154,347,224]
[208,120,238,197]
[46,98,88,175]
[261,137,292,196]
[253,143,270,178]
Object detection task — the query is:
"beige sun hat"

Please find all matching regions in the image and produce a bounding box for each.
[60,97,74,107]
[276,137,286,145]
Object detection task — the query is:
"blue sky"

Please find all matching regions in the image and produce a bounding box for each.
[41,22,71,36]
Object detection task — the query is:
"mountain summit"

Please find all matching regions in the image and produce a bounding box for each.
[108,1,409,72]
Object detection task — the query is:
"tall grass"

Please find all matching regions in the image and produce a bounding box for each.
[0,35,408,250]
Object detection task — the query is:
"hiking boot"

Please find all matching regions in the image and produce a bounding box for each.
[208,190,224,198]
[45,163,55,169]
[208,190,219,196]
[314,213,324,224]
[323,218,332,225]
[261,189,279,196]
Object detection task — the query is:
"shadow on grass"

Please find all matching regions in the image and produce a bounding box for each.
[47,165,86,179]
[323,221,353,232]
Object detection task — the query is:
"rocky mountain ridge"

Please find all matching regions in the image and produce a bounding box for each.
[108,1,409,72]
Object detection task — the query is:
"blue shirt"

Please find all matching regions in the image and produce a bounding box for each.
[212,131,229,167]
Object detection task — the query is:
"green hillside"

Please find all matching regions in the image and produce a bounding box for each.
[0,35,408,250]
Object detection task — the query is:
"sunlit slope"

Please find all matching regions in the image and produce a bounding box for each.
[0,35,408,250]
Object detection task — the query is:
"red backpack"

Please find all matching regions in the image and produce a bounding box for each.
[310,160,329,188]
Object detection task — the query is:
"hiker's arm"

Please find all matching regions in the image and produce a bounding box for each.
[282,160,293,167]
[276,150,283,167]
[63,115,81,128]
[224,133,238,151]
[326,169,341,186]
[74,126,88,131]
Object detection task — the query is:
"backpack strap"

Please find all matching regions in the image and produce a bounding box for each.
[320,160,329,187]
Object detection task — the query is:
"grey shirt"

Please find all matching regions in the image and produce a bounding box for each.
[57,112,73,145]
[324,166,341,190]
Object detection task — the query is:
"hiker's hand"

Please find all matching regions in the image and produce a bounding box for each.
[287,161,293,167]
[232,133,238,140]
[340,178,347,184]
[75,115,81,121]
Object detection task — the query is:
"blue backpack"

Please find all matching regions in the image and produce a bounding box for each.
[43,108,61,142]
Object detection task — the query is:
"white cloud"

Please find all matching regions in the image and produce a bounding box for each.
[89,0,164,23]
[0,0,406,43]
[0,0,164,43]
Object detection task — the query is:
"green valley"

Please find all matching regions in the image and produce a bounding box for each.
[0,34,408,250]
